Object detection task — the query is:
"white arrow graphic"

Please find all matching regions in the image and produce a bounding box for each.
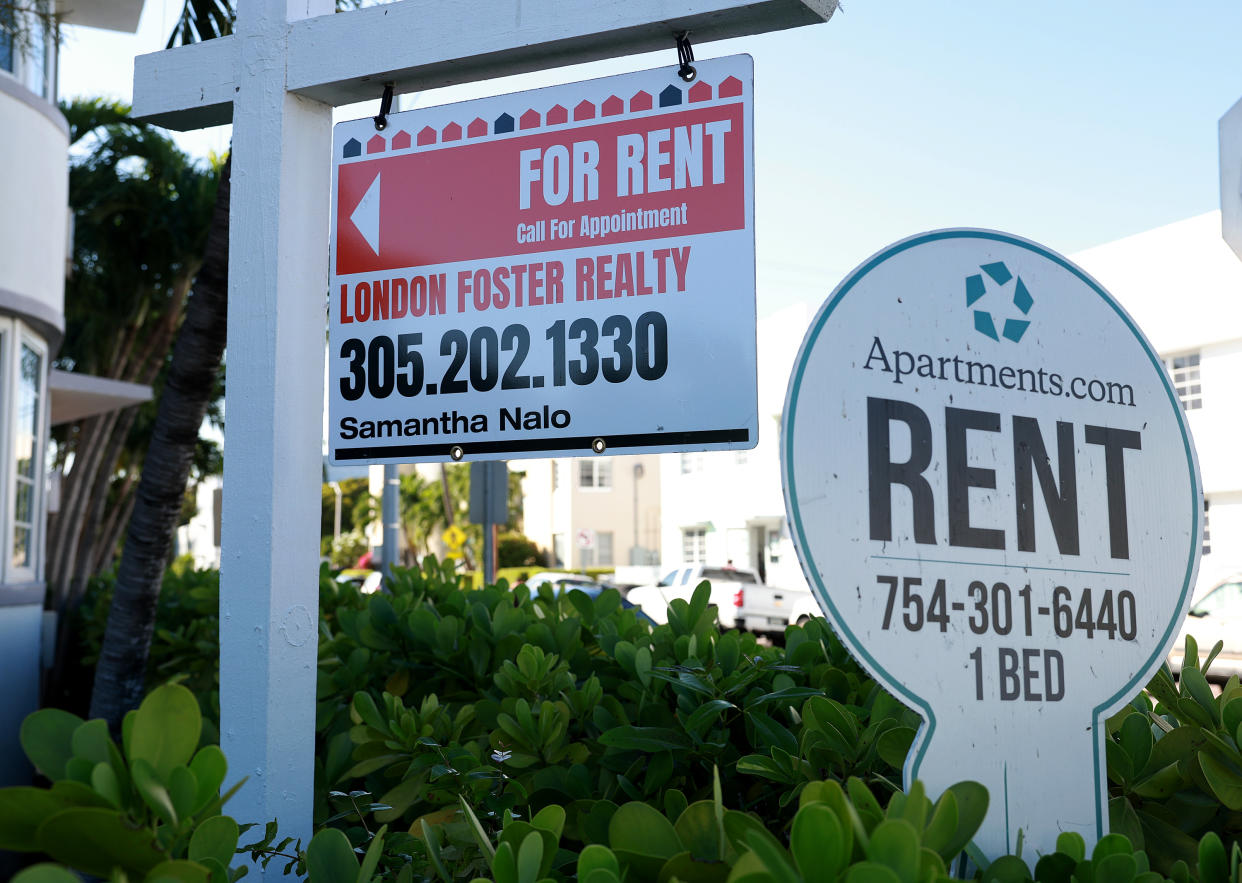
[350,172,381,255]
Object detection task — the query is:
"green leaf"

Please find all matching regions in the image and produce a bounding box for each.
[1057,832,1086,863]
[516,830,544,883]
[189,746,227,814]
[19,708,84,781]
[1197,752,1242,810]
[36,807,167,878]
[921,790,959,861]
[981,854,1030,883]
[744,828,800,883]
[531,804,565,840]
[1179,667,1221,726]
[492,841,518,883]
[578,844,621,880]
[658,851,730,883]
[842,861,903,883]
[352,691,388,733]
[635,647,654,688]
[747,710,799,757]
[12,864,84,883]
[723,810,786,859]
[307,827,359,883]
[1118,713,1153,774]
[1108,798,1143,850]
[791,803,847,883]
[876,728,915,770]
[132,758,179,826]
[940,781,988,859]
[70,719,113,766]
[847,777,884,833]
[91,762,124,809]
[1093,854,1137,883]
[0,788,74,851]
[357,824,387,883]
[459,797,496,860]
[683,700,736,739]
[498,821,557,879]
[866,819,920,883]
[675,801,723,862]
[1197,832,1227,883]
[168,766,198,821]
[129,684,202,780]
[1033,853,1076,883]
[611,801,683,878]
[144,859,212,883]
[599,726,689,752]
[188,815,239,868]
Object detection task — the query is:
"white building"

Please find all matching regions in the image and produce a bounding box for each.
[657,302,812,589]
[1,0,151,789]
[1074,211,1242,593]
[521,454,661,573]
[522,212,1242,598]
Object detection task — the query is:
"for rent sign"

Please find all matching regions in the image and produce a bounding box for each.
[328,56,756,464]
[781,230,1202,858]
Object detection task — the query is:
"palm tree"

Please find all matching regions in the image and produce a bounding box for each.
[87,0,356,728]
[46,100,220,710]
[87,152,231,728]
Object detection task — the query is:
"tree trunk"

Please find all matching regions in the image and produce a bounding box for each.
[89,155,232,731]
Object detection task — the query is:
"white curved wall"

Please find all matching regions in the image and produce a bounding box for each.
[0,75,68,329]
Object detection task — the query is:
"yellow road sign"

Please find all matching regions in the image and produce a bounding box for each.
[443,524,467,549]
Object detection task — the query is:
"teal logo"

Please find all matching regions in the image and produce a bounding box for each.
[966,261,1033,342]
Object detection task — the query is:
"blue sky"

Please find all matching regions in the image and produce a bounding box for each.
[58,0,1242,315]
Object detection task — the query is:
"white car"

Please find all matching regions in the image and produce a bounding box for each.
[1168,573,1242,679]
[627,564,762,629]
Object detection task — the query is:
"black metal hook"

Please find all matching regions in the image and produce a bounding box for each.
[373,82,395,131]
[675,31,696,82]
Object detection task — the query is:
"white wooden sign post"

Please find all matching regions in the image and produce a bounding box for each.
[131,0,837,867]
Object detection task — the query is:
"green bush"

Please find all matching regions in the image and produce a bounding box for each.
[0,683,242,882]
[55,558,1242,882]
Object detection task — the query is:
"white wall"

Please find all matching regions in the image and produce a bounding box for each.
[0,84,67,319]
[1074,212,1242,595]
[659,302,812,590]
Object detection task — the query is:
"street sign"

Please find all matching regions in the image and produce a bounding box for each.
[328,56,757,465]
[781,230,1201,859]
[443,524,467,550]
[576,527,597,550]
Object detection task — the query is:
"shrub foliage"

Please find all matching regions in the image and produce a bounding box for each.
[13,559,1241,882]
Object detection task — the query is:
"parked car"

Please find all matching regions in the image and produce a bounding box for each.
[336,568,384,594]
[1168,573,1242,680]
[626,563,819,634]
[519,571,653,623]
[520,571,615,597]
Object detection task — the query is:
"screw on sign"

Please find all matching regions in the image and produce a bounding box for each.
[781,229,1201,859]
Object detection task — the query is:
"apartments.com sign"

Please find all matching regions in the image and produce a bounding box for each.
[781,230,1201,859]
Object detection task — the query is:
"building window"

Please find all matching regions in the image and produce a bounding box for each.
[682,527,707,563]
[596,531,614,566]
[552,533,566,567]
[578,460,612,489]
[1203,498,1211,557]
[680,453,704,474]
[4,328,46,581]
[0,6,13,73]
[1164,352,1202,411]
